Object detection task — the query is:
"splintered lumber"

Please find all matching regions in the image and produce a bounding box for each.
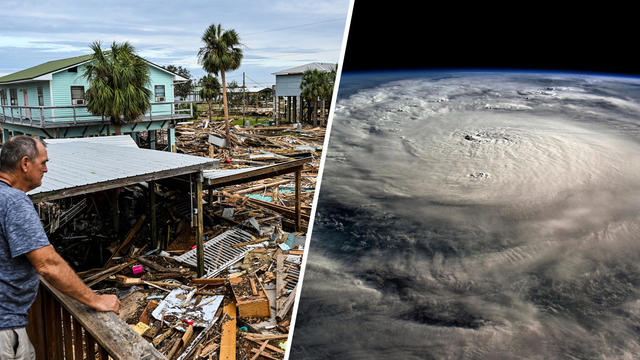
[276,285,297,322]
[276,254,285,313]
[229,275,270,318]
[192,278,226,286]
[85,259,137,287]
[250,341,269,360]
[106,215,147,266]
[219,301,237,360]
[250,348,279,360]
[245,198,310,222]
[136,256,175,273]
[116,275,143,286]
[138,300,159,325]
[176,321,217,360]
[233,179,292,195]
[243,334,289,341]
[200,343,219,357]
[243,337,285,355]
[167,325,193,359]
[152,328,173,347]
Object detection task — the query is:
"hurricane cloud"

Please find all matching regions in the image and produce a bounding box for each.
[290,72,640,359]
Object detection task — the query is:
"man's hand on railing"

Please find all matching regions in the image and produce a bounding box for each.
[91,294,120,314]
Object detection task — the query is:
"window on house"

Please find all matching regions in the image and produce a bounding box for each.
[10,89,17,106]
[68,66,78,73]
[37,87,44,106]
[154,85,165,101]
[0,89,6,106]
[71,86,85,105]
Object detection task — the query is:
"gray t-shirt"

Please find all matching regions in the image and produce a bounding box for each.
[0,181,50,329]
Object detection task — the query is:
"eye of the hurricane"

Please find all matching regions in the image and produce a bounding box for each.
[393,118,640,206]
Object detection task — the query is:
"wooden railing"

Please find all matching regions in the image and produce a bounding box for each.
[27,279,166,360]
[0,101,193,128]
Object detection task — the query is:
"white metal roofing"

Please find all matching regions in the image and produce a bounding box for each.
[272,62,336,76]
[28,135,216,198]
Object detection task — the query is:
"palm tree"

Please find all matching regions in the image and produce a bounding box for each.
[198,24,243,147]
[320,67,337,126]
[300,69,324,127]
[83,41,151,133]
[199,74,221,126]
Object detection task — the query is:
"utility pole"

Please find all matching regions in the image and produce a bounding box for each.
[242,72,247,127]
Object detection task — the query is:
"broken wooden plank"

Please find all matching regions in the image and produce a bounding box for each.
[276,285,297,322]
[250,340,269,360]
[276,254,285,313]
[229,275,270,318]
[106,215,147,267]
[176,320,217,360]
[243,334,289,341]
[138,300,159,325]
[249,348,279,360]
[243,337,286,355]
[219,301,237,360]
[85,259,138,287]
[192,278,226,286]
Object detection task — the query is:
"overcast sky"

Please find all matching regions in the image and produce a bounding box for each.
[0,0,351,89]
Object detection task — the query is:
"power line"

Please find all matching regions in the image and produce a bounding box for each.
[243,18,344,36]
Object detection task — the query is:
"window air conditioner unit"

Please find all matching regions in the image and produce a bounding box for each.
[72,99,85,105]
[155,97,165,102]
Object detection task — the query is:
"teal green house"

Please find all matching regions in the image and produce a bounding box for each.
[0,53,192,149]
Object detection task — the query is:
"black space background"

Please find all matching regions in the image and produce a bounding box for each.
[343,3,640,77]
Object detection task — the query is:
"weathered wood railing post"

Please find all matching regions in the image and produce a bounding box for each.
[27,279,166,360]
[196,173,205,277]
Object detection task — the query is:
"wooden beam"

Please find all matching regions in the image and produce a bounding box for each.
[196,175,205,277]
[204,158,310,187]
[192,278,226,286]
[276,285,297,322]
[29,165,212,203]
[245,198,309,222]
[295,168,301,231]
[150,181,157,249]
[105,215,146,267]
[219,301,237,360]
[249,341,269,360]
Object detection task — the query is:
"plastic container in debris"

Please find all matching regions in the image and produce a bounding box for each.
[132,265,144,276]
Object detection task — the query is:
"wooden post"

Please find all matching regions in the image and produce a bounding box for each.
[272,85,278,126]
[150,180,157,249]
[293,95,297,123]
[295,167,302,231]
[149,130,156,150]
[196,173,205,277]
[111,190,120,235]
[2,128,10,144]
[169,127,176,152]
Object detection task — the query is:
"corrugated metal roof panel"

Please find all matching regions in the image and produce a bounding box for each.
[44,135,139,148]
[28,136,217,198]
[272,62,336,76]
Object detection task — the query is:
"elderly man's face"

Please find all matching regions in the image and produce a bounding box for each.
[25,142,48,191]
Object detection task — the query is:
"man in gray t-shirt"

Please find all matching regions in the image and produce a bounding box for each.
[0,136,119,359]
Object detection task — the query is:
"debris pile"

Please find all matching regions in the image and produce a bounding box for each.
[39,119,324,359]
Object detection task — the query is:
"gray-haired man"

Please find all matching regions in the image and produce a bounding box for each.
[0,135,119,359]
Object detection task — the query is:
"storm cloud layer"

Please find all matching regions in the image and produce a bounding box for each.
[290,72,640,359]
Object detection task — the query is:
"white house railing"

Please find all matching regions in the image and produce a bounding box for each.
[0,101,193,128]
